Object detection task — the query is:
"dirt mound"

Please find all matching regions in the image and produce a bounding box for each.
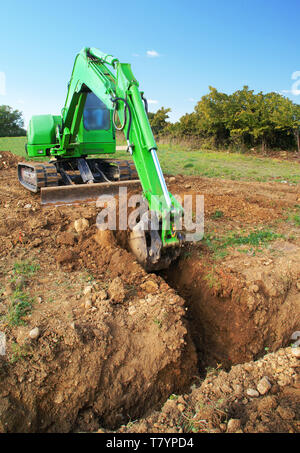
[116,347,300,433]
[0,171,197,432]
[0,151,20,170]
[0,267,196,432]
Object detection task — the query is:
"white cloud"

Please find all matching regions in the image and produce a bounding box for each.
[148,99,158,104]
[291,72,300,95]
[280,89,300,96]
[146,50,160,58]
[291,71,300,80]
[280,71,300,96]
[132,53,140,57]
[280,89,297,96]
[291,88,300,96]
[188,97,196,102]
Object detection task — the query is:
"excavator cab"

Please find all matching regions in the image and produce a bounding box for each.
[78,92,116,155]
[83,92,110,131]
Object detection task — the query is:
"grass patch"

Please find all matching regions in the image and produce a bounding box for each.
[157,144,300,183]
[9,260,39,290]
[168,394,179,401]
[284,205,300,227]
[79,271,95,284]
[6,289,34,326]
[184,163,194,169]
[102,145,300,183]
[288,205,300,226]
[153,318,162,329]
[292,214,300,226]
[13,260,39,277]
[203,229,284,259]
[204,268,221,289]
[211,210,224,219]
[9,342,31,364]
[222,229,283,247]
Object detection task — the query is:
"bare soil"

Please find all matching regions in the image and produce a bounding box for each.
[115,347,299,433]
[0,152,299,433]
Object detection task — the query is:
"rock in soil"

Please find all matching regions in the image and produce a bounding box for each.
[247,389,260,398]
[108,277,125,303]
[74,218,89,233]
[29,327,40,340]
[227,419,241,433]
[257,376,272,395]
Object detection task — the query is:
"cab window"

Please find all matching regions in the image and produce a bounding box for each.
[83,92,110,131]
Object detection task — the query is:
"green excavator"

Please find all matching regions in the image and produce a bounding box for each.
[18,47,183,271]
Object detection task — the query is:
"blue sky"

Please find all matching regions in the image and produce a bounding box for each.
[0,0,300,126]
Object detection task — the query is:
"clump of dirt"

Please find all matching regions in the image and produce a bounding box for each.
[115,347,299,433]
[0,151,20,170]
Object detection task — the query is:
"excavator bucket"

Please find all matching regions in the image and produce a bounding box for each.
[127,212,181,271]
[41,179,141,206]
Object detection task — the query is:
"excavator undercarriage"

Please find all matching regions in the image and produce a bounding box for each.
[18,158,139,204]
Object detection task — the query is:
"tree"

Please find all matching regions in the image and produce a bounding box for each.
[271,99,300,156]
[0,105,26,137]
[225,86,257,147]
[194,86,230,146]
[148,107,171,136]
[170,87,300,151]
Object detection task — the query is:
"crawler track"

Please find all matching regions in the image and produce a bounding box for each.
[17,158,138,193]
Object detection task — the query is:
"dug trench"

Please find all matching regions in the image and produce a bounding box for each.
[162,241,300,370]
[0,152,299,432]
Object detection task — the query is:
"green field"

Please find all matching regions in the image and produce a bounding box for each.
[0,137,27,157]
[1,136,299,184]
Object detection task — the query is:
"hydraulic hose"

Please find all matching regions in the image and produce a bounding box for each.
[111,97,132,143]
[141,94,148,115]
